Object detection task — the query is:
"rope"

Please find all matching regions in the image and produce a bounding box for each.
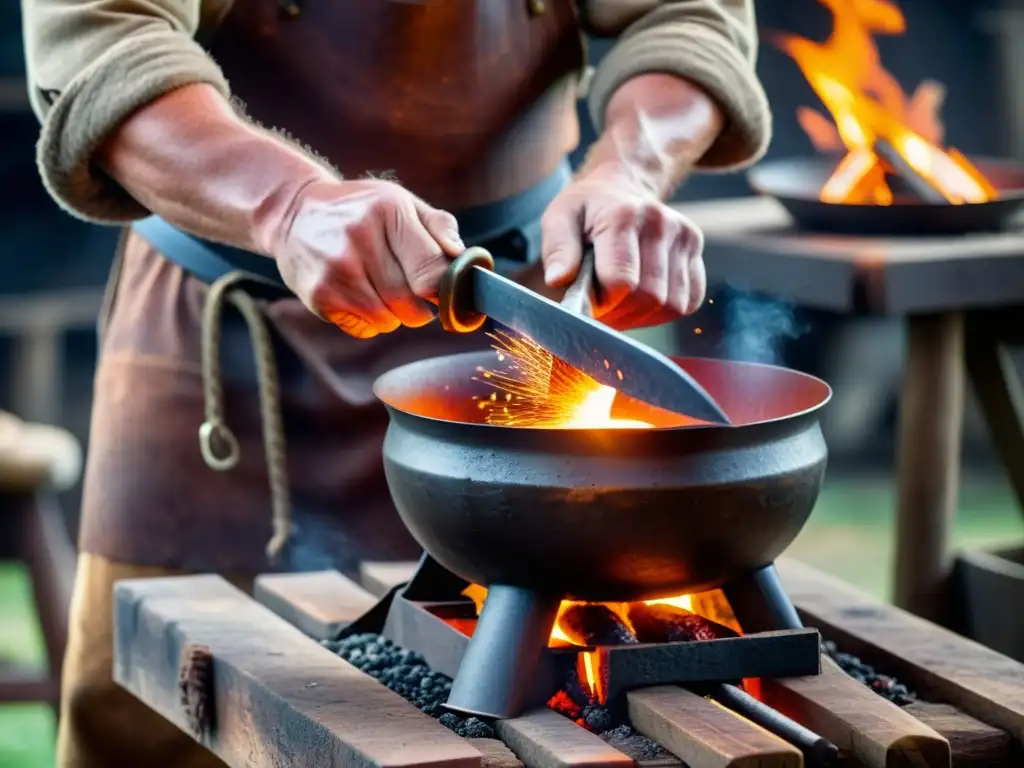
[198,272,293,562]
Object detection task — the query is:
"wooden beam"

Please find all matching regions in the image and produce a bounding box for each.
[778,557,1024,743]
[361,561,419,598]
[468,738,524,768]
[113,575,482,768]
[627,686,802,768]
[758,656,950,767]
[494,708,634,768]
[904,702,1018,767]
[254,570,376,641]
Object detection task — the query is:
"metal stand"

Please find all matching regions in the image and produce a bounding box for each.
[723,563,803,633]
[445,584,561,719]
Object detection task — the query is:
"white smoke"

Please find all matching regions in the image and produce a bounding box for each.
[722,293,808,366]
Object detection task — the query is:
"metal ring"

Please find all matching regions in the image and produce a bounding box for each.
[438,247,496,334]
[199,420,241,471]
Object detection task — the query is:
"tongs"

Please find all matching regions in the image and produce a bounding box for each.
[436,246,731,425]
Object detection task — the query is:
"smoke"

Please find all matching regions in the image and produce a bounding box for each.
[721,292,809,366]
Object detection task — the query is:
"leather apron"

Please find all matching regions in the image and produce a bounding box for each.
[78,0,586,577]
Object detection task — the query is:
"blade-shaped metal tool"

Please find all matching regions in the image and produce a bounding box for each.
[437,247,731,425]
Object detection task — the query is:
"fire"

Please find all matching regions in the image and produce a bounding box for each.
[777,0,997,204]
[460,584,741,705]
[472,330,653,429]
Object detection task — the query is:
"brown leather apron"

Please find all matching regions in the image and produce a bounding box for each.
[78,0,585,577]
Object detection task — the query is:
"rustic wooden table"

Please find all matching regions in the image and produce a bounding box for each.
[675,196,1024,627]
[112,559,1024,767]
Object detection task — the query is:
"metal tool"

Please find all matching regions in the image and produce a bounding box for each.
[436,246,731,425]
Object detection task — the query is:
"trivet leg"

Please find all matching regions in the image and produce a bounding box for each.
[894,312,964,626]
[446,585,560,720]
[723,563,802,633]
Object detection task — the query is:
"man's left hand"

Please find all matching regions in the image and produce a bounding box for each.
[539,164,705,331]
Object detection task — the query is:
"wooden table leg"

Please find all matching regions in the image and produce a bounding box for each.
[893,312,965,625]
[964,309,1024,518]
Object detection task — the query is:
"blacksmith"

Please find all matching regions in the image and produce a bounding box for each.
[21,0,770,764]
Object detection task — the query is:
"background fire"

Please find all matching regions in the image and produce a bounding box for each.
[775,0,998,204]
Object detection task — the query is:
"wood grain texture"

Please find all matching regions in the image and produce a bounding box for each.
[778,557,1024,743]
[254,570,377,641]
[494,708,635,768]
[904,702,1018,767]
[113,574,482,768]
[360,561,419,598]
[469,738,525,768]
[759,655,950,767]
[627,686,802,768]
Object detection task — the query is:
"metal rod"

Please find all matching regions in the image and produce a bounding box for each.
[709,683,840,767]
[874,139,948,204]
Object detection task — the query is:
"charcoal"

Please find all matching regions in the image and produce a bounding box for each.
[600,724,675,761]
[628,603,738,643]
[458,717,496,739]
[581,704,614,732]
[560,604,639,646]
[328,633,491,738]
[822,640,917,706]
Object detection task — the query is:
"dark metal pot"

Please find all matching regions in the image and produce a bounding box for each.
[373,352,832,602]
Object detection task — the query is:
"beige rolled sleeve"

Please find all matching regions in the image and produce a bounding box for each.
[21,0,230,223]
[584,0,771,171]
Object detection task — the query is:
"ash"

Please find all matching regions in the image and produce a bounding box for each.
[822,640,916,706]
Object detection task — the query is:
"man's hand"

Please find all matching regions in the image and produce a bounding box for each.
[540,164,705,330]
[269,179,464,339]
[540,73,724,331]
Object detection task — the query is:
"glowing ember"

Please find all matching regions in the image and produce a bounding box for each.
[776,0,997,205]
[460,584,741,705]
[472,330,653,429]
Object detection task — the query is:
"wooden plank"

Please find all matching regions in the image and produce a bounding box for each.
[113,574,482,768]
[627,686,802,768]
[361,561,419,597]
[469,738,524,768]
[255,570,639,768]
[759,655,950,767]
[254,570,376,641]
[904,702,1018,767]
[778,557,1024,743]
[495,708,634,768]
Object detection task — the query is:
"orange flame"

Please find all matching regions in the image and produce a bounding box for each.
[472,331,654,429]
[777,0,997,204]
[461,585,741,705]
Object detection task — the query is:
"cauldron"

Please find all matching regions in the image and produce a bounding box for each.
[373,352,832,603]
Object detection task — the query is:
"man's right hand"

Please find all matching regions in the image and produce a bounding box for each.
[269,179,465,339]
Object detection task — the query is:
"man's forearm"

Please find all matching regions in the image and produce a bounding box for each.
[96,83,335,255]
[580,73,725,200]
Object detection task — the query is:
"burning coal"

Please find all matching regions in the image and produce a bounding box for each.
[775,0,997,204]
[462,583,741,707]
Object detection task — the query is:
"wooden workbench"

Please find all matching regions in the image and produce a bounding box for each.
[675,195,1024,627]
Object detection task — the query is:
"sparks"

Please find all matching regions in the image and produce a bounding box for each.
[471,330,652,429]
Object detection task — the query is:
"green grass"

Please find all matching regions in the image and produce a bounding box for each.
[0,561,55,768]
[787,473,1023,599]
[0,474,1020,766]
